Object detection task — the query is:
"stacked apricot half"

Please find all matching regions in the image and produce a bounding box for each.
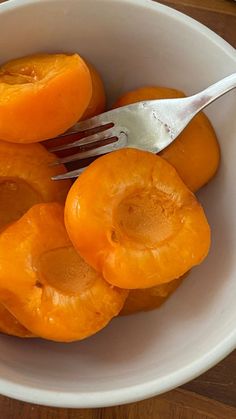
[0,54,92,142]
[65,149,211,289]
[111,86,220,314]
[0,203,127,341]
[0,52,219,340]
[0,138,71,338]
[0,52,119,340]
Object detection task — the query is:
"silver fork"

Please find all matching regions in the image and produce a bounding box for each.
[50,73,236,181]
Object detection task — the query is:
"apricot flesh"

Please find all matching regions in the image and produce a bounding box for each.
[82,61,106,120]
[0,54,92,143]
[113,86,220,192]
[0,203,127,342]
[0,178,39,231]
[0,140,71,230]
[65,148,211,289]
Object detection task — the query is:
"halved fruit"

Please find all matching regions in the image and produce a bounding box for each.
[0,141,71,337]
[0,203,127,342]
[0,53,92,143]
[65,148,211,289]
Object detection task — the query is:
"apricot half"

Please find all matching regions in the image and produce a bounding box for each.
[0,54,92,143]
[82,62,106,120]
[65,148,211,289]
[120,277,183,315]
[113,86,220,192]
[0,140,71,230]
[0,203,127,342]
[0,141,70,337]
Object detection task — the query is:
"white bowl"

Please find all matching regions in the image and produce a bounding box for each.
[0,0,235,408]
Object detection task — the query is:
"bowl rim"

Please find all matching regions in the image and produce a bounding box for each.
[0,0,236,408]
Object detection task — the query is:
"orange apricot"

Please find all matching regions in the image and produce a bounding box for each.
[82,61,106,120]
[0,140,71,336]
[111,85,218,313]
[65,148,211,289]
[0,304,33,338]
[0,54,92,143]
[120,277,183,315]
[113,86,184,107]
[0,140,71,230]
[113,86,220,192]
[0,203,127,342]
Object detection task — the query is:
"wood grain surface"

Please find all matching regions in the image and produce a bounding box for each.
[0,0,235,418]
[158,0,236,47]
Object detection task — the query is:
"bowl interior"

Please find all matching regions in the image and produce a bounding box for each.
[0,0,235,407]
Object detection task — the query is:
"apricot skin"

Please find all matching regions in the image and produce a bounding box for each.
[44,61,106,157]
[0,54,92,143]
[113,86,220,192]
[0,304,33,338]
[120,277,183,315]
[0,203,127,342]
[65,148,211,289]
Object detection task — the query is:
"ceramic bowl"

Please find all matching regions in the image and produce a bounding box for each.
[0,0,235,408]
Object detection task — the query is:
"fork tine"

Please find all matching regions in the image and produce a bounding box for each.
[49,127,118,153]
[51,167,84,181]
[48,122,114,151]
[56,133,127,165]
[67,110,115,133]
[51,132,127,181]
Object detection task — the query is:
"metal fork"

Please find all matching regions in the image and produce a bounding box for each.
[50,73,236,181]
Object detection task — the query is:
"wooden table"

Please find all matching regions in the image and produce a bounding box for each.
[0,0,235,417]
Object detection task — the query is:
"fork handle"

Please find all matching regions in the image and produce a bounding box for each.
[182,73,236,118]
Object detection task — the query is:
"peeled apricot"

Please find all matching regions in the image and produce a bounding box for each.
[0,304,33,338]
[0,53,92,143]
[65,148,211,289]
[113,86,220,192]
[120,277,183,315]
[0,140,71,230]
[0,203,127,342]
[82,61,106,120]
